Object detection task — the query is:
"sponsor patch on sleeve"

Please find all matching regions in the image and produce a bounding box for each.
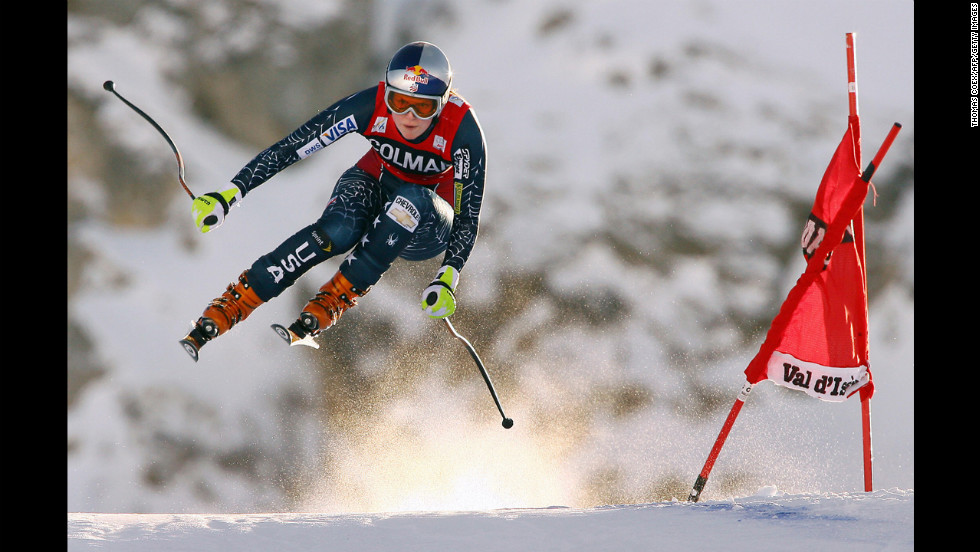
[453,148,470,180]
[296,115,358,159]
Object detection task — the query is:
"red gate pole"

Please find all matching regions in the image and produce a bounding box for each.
[687,382,753,502]
[861,394,873,491]
[847,31,874,494]
[855,120,903,491]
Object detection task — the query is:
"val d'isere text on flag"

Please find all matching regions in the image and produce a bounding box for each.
[743,121,874,402]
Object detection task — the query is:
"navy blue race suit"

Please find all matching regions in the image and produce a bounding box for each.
[228,83,487,301]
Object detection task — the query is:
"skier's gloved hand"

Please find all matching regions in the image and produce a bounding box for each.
[421,265,459,319]
[192,183,242,233]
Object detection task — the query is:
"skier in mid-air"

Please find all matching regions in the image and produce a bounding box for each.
[179,41,487,361]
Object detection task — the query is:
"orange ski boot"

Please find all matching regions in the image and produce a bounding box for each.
[180,271,264,361]
[271,271,368,348]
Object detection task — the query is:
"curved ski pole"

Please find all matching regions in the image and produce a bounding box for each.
[103,80,195,199]
[443,318,514,429]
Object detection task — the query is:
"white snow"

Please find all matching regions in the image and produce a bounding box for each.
[68,0,913,549]
[68,488,913,551]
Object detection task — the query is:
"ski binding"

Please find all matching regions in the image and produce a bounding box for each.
[271,323,320,349]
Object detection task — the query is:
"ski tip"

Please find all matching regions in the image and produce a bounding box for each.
[179,339,200,362]
[295,336,320,349]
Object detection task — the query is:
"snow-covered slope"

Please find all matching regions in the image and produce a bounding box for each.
[68,488,914,551]
[67,0,913,517]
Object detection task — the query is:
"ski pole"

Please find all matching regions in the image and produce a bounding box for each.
[102,80,195,199]
[443,318,514,429]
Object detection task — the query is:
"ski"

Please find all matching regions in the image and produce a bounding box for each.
[179,326,208,362]
[271,323,320,349]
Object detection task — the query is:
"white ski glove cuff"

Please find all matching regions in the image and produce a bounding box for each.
[192,182,242,233]
[421,265,459,319]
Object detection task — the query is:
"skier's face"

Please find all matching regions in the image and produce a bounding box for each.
[392,109,433,140]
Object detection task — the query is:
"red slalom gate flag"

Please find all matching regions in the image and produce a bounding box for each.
[687,35,901,502]
[743,119,874,402]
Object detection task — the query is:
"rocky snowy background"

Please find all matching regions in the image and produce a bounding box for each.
[67,0,913,515]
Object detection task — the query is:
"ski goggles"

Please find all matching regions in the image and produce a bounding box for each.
[385,88,442,119]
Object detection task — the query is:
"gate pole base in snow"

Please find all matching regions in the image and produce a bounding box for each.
[687,381,753,502]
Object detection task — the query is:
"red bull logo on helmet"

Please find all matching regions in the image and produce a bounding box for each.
[403,65,430,85]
